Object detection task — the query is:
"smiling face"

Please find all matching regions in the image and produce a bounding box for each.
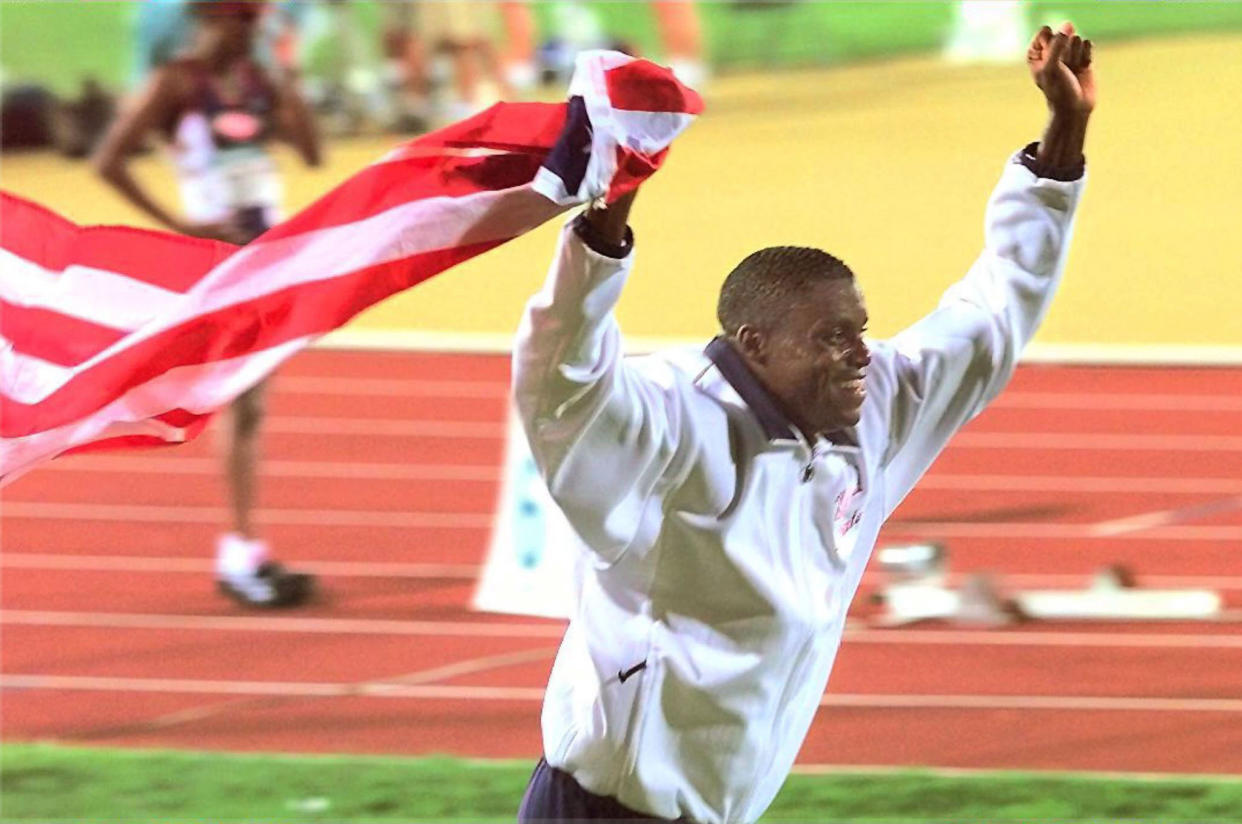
[717,246,870,438]
[738,278,871,436]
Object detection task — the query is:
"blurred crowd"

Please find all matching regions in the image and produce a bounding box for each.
[2,0,708,156]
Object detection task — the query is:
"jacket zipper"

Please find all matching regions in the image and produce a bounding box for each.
[801,441,820,483]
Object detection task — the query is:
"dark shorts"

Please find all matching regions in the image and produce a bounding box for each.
[517,758,683,822]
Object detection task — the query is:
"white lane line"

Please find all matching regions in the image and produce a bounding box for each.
[919,474,1242,495]
[4,673,1241,713]
[0,554,482,579]
[383,646,559,687]
[5,610,1242,649]
[34,458,1242,496]
[267,424,1242,451]
[278,376,507,398]
[996,392,1242,412]
[953,432,1242,452]
[0,610,565,638]
[0,674,544,701]
[125,646,561,732]
[7,554,1242,592]
[885,522,1242,541]
[844,629,1242,649]
[1090,496,1242,537]
[22,418,1238,448]
[275,374,1242,413]
[265,417,504,439]
[260,424,1242,451]
[817,694,1242,713]
[4,502,1238,540]
[0,503,494,529]
[40,456,500,482]
[789,763,1242,782]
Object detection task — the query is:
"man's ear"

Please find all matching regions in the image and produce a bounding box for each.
[735,324,766,366]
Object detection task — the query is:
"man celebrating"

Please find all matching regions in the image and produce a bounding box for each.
[512,23,1095,824]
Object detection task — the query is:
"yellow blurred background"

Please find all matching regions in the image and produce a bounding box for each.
[3,33,1240,350]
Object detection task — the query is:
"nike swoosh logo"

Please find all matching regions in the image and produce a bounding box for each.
[618,661,647,684]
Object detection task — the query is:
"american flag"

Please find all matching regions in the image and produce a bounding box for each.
[0,52,702,484]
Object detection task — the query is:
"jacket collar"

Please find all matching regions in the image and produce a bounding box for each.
[705,336,797,442]
[704,336,860,448]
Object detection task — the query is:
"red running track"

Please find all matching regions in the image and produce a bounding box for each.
[2,350,1241,775]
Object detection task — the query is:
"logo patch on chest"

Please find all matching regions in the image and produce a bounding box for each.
[834,486,862,536]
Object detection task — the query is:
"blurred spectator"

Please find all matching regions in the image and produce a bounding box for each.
[537,0,616,86]
[499,1,538,95]
[944,0,1030,63]
[417,1,512,123]
[653,1,707,89]
[297,0,391,134]
[1,75,116,157]
[1,82,57,150]
[379,1,432,133]
[535,1,705,90]
[48,78,118,158]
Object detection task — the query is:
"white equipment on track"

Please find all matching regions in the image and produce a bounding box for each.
[870,543,1225,627]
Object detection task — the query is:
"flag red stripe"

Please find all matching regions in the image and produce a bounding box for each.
[1,238,505,436]
[0,299,128,366]
[607,146,670,203]
[60,422,211,457]
[259,152,546,243]
[408,101,569,153]
[259,101,568,245]
[0,193,236,293]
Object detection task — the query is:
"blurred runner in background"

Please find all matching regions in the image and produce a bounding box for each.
[93,0,322,608]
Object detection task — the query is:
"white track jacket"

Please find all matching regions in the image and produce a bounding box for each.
[513,147,1086,823]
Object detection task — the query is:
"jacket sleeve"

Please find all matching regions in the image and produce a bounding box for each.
[512,217,698,563]
[871,147,1086,516]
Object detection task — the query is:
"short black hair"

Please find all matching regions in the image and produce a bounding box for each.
[716,246,854,337]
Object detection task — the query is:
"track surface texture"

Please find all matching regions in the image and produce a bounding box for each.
[3,350,1241,775]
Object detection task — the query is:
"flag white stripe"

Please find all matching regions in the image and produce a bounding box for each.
[2,184,561,405]
[0,337,312,484]
[0,343,74,406]
[0,249,183,331]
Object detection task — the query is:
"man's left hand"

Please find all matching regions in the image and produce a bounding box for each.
[1027,22,1096,115]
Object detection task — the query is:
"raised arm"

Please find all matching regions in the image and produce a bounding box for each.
[1030,23,1096,169]
[513,190,705,564]
[874,22,1095,513]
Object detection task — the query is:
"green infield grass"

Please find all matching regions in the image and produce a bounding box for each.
[2,743,1241,823]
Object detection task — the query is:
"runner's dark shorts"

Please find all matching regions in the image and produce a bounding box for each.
[518,758,686,822]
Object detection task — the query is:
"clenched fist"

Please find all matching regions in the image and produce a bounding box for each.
[1028,22,1096,115]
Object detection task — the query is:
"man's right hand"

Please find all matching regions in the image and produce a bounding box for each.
[583,190,638,248]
